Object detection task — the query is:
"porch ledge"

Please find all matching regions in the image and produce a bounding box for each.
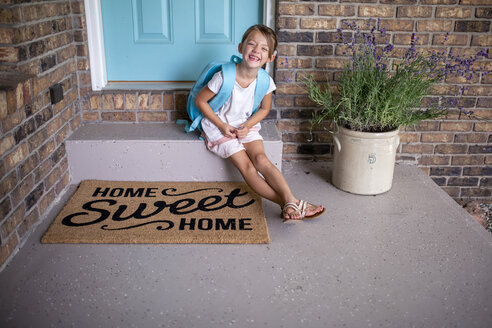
[66,121,282,183]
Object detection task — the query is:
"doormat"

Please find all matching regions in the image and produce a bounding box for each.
[41,180,269,244]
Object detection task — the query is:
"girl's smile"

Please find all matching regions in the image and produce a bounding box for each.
[239,30,275,69]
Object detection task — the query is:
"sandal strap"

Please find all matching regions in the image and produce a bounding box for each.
[282,202,302,220]
[282,202,299,213]
[298,200,307,217]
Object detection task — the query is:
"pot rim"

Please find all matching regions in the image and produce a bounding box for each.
[337,126,400,139]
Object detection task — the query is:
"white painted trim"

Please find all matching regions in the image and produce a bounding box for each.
[84,0,107,91]
[84,0,275,89]
[263,0,275,30]
[263,0,276,76]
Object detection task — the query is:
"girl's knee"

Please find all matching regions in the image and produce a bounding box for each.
[253,153,273,171]
[236,158,257,176]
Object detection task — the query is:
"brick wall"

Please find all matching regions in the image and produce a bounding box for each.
[0,0,489,269]
[274,0,491,204]
[81,1,491,205]
[0,0,87,269]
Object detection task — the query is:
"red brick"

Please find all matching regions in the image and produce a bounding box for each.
[11,175,34,207]
[125,93,137,110]
[82,111,100,122]
[319,5,355,17]
[451,155,484,165]
[300,18,336,30]
[38,188,55,216]
[401,144,434,154]
[455,21,490,33]
[277,58,312,69]
[4,143,28,172]
[418,155,451,165]
[397,6,433,18]
[274,96,294,108]
[163,93,174,110]
[421,133,454,143]
[278,4,315,16]
[276,44,296,56]
[38,139,55,162]
[315,58,348,69]
[175,93,187,110]
[0,134,15,157]
[454,133,488,143]
[441,186,460,198]
[275,70,294,83]
[0,171,17,200]
[471,34,492,47]
[380,20,414,32]
[460,187,491,198]
[440,121,473,132]
[359,5,393,17]
[463,86,491,97]
[276,84,308,95]
[393,33,430,45]
[138,93,149,110]
[0,233,18,268]
[298,45,333,56]
[399,132,419,143]
[436,7,472,18]
[435,144,467,154]
[101,112,136,122]
[137,112,167,122]
[55,171,70,195]
[102,94,113,110]
[474,122,492,132]
[417,20,453,32]
[17,208,39,239]
[296,70,331,83]
[433,34,468,46]
[0,204,24,240]
[150,94,162,110]
[277,17,298,29]
[89,94,101,110]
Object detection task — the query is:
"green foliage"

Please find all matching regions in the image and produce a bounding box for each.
[305,21,488,133]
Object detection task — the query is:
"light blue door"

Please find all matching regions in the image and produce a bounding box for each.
[101,0,263,82]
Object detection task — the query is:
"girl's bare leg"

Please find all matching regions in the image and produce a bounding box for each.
[243,140,324,218]
[228,150,283,205]
[243,140,296,205]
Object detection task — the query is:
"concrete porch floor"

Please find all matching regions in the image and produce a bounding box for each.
[0,162,491,328]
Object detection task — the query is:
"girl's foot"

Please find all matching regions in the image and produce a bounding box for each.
[282,200,325,222]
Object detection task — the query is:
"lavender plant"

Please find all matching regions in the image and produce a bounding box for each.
[305,19,489,133]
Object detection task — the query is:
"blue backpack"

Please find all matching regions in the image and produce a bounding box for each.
[180,55,271,133]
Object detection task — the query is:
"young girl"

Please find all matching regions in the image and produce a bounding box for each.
[195,24,324,222]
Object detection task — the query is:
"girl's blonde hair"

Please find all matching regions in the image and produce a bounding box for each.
[241,24,278,58]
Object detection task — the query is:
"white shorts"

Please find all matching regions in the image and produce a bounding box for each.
[205,130,263,159]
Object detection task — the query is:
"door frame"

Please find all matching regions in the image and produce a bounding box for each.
[84,0,276,91]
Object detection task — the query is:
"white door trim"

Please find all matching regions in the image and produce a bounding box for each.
[84,0,275,91]
[84,0,107,91]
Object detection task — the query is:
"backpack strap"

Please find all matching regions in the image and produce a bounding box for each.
[252,68,271,115]
[182,56,239,133]
[208,61,236,112]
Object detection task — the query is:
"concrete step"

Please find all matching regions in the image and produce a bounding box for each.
[66,122,283,183]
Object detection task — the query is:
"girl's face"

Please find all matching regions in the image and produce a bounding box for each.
[239,30,275,69]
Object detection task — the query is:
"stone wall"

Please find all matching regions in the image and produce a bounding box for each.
[0,0,88,269]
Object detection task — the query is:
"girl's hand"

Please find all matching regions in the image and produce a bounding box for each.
[220,123,237,138]
[236,125,249,139]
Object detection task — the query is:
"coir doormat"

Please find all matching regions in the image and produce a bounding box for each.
[41,180,269,244]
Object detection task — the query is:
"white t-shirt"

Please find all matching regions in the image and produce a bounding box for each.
[201,71,276,142]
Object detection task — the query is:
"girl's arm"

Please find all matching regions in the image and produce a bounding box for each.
[236,92,273,139]
[195,86,237,138]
